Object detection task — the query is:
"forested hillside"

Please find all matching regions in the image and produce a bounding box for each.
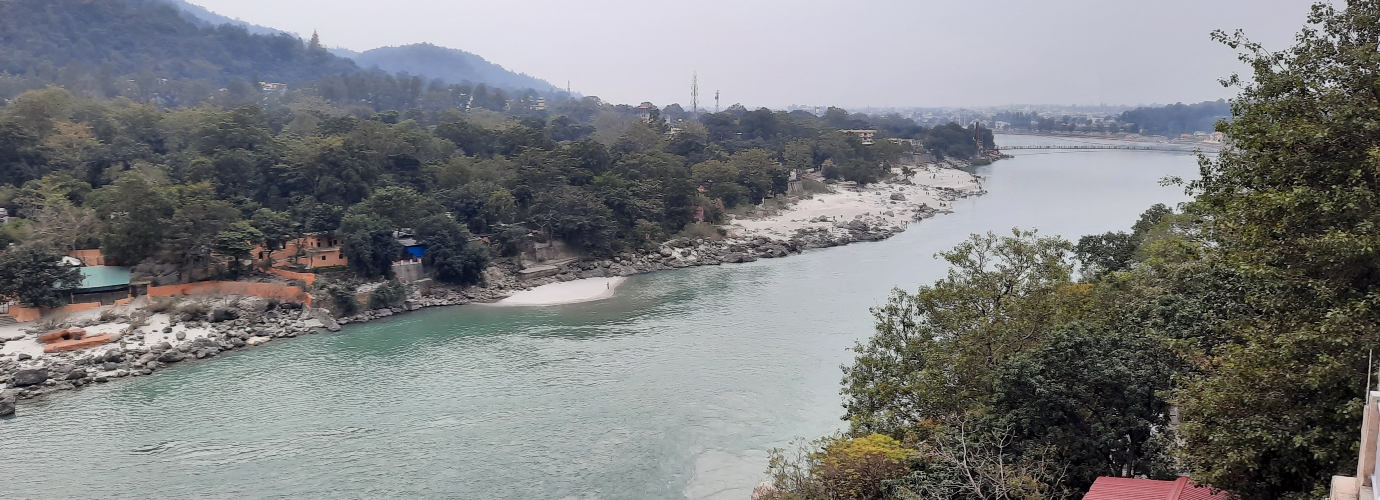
[1119,99,1230,135]
[0,0,357,84]
[0,72,986,291]
[334,44,558,92]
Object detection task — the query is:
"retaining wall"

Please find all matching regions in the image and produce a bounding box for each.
[147,281,313,306]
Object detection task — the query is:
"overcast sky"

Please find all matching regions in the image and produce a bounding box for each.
[189,0,1318,109]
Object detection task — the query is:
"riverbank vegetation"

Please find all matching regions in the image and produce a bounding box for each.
[767,3,1380,499]
[0,1,994,308]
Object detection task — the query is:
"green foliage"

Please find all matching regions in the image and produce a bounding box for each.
[414,214,489,286]
[368,281,406,309]
[994,324,1180,490]
[324,282,358,316]
[0,245,83,308]
[767,434,914,500]
[1169,4,1380,498]
[214,220,263,277]
[0,0,358,85]
[339,214,401,279]
[1118,100,1230,135]
[843,229,1077,435]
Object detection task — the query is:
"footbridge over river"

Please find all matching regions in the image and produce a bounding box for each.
[999,144,1218,153]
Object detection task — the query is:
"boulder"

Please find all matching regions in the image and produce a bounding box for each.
[245,336,271,346]
[157,350,185,363]
[153,342,172,352]
[11,369,48,387]
[209,307,239,323]
[890,193,906,201]
[759,245,790,258]
[0,394,14,417]
[175,332,186,341]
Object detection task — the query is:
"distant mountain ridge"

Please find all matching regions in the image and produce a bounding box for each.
[165,2,560,92]
[331,44,559,92]
[0,0,358,83]
[159,0,289,37]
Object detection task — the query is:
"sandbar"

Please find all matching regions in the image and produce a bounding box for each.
[494,277,627,306]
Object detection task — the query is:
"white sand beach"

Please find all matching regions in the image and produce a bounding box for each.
[725,165,984,240]
[494,277,627,306]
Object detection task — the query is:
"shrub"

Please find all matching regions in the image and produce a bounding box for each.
[324,283,358,316]
[368,281,406,310]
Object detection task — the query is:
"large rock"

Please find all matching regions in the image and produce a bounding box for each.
[11,369,48,387]
[890,193,906,201]
[759,245,790,258]
[157,350,186,363]
[0,394,14,417]
[209,307,239,323]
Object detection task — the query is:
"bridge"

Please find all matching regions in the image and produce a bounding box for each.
[999,144,1217,152]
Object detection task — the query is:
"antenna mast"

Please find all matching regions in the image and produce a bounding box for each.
[691,72,699,120]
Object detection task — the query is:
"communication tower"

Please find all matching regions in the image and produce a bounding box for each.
[715,90,720,113]
[691,72,699,120]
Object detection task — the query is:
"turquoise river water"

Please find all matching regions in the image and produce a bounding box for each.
[0,135,1204,499]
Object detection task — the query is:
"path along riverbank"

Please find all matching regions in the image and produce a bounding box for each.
[0,162,985,417]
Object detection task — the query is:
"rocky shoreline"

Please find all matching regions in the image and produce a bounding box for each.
[0,169,985,418]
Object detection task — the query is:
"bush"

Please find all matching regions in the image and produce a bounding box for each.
[767,434,914,500]
[368,281,406,309]
[324,283,358,316]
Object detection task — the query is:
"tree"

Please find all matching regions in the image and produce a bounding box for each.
[1173,4,1380,498]
[767,434,915,500]
[0,245,83,308]
[994,324,1179,491]
[842,229,1077,436]
[414,214,489,286]
[339,214,401,278]
[88,174,173,265]
[214,221,262,278]
[348,186,443,229]
[1074,231,1138,276]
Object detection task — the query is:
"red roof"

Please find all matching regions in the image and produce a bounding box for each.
[1082,477,1229,500]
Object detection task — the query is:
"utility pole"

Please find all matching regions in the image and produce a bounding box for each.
[691,72,699,120]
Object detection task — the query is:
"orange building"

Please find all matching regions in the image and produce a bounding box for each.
[253,233,347,270]
[67,249,106,266]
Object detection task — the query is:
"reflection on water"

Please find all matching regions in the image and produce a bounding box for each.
[0,135,1201,500]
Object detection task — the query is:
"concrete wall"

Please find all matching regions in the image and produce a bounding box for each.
[392,260,425,282]
[4,302,104,323]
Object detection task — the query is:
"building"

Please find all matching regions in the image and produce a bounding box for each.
[260,82,287,94]
[0,207,9,223]
[252,233,347,270]
[840,129,877,145]
[66,266,133,306]
[1330,391,1380,499]
[1082,477,1228,500]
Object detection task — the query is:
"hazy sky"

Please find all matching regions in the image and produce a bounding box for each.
[189,0,1318,109]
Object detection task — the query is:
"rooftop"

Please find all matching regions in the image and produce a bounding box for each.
[1082,477,1227,500]
[74,266,131,292]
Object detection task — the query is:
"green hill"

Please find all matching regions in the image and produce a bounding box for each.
[331,43,558,92]
[0,0,357,84]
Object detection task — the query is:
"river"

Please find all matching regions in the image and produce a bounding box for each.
[0,134,1204,500]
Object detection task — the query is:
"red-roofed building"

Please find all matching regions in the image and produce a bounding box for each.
[1082,476,1229,500]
